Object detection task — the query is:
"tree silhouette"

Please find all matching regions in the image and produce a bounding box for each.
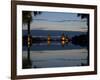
[22,11,42,69]
[22,11,42,47]
[77,14,89,27]
[22,11,42,39]
[77,14,89,65]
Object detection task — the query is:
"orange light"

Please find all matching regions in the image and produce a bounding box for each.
[28,36,30,47]
[47,40,51,46]
[62,37,65,41]
[48,37,51,41]
[62,41,65,45]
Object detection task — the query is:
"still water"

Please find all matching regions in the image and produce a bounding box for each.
[22,41,89,69]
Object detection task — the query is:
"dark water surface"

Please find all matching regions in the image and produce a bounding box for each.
[22,40,89,69]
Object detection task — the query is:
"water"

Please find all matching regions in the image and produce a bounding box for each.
[22,40,89,69]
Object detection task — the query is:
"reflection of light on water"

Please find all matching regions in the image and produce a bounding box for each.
[28,35,30,48]
[61,41,65,47]
[32,42,60,46]
[47,40,51,46]
[48,41,69,47]
[22,48,88,68]
[23,34,88,68]
[32,42,68,46]
[61,41,69,47]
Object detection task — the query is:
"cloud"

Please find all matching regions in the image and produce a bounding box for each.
[23,20,87,32]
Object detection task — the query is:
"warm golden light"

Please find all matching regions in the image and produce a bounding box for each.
[61,41,66,47]
[48,37,51,41]
[28,35,30,47]
[47,34,51,41]
[47,40,51,46]
[62,37,65,41]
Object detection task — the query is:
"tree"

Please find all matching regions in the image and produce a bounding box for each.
[22,11,42,67]
[77,13,89,37]
[22,11,32,46]
[77,14,89,27]
[22,11,42,47]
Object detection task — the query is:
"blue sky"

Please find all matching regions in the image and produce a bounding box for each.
[23,11,88,32]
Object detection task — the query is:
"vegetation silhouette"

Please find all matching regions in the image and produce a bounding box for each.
[77,13,89,27]
[22,11,42,69]
[22,11,42,46]
[71,34,88,48]
[22,13,89,69]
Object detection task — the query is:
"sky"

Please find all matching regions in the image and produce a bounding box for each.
[23,11,88,32]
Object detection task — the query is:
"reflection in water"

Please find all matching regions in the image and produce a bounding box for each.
[61,41,69,47]
[22,40,89,69]
[47,40,51,46]
[47,40,68,47]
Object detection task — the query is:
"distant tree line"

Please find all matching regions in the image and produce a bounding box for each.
[71,34,88,47]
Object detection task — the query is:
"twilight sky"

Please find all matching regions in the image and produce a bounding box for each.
[23,11,88,32]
